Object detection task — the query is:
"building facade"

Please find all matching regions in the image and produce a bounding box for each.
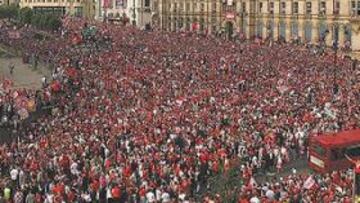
[19,0,96,18]
[157,0,360,53]
[95,0,153,28]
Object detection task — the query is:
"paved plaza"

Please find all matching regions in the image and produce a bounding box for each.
[0,49,50,90]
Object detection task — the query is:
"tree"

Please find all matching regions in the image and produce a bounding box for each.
[39,14,48,29]
[31,13,42,28]
[46,15,62,31]
[0,4,19,20]
[19,7,33,25]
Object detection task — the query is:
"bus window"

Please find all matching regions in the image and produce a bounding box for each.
[356,172,360,195]
[312,144,326,156]
[346,145,360,157]
[331,149,345,160]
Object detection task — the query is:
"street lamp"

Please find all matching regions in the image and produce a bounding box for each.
[332,26,339,96]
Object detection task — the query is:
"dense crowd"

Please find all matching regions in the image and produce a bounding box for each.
[0,18,359,203]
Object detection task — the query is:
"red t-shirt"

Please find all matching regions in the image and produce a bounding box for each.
[111,186,121,199]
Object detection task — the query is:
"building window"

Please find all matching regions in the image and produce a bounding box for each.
[280,2,286,14]
[269,2,274,14]
[306,2,312,14]
[320,1,326,15]
[193,3,197,12]
[186,3,190,12]
[211,3,216,13]
[352,1,360,15]
[293,2,299,14]
[242,2,246,13]
[179,2,183,12]
[259,2,263,13]
[200,3,204,12]
[144,0,150,8]
[333,0,339,14]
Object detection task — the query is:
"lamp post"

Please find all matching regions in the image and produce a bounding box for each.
[332,25,339,96]
[345,154,360,202]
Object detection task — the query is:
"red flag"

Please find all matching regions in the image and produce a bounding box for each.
[51,81,61,92]
[72,34,82,45]
[65,68,78,78]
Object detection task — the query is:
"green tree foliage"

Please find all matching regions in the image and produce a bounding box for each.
[0,5,61,31]
[30,13,42,28]
[19,7,33,25]
[30,13,62,31]
[45,15,62,31]
[0,4,19,20]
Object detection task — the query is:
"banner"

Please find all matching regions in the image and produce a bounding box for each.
[303,175,315,189]
[192,23,199,31]
[225,12,235,19]
[115,0,126,8]
[355,165,360,202]
[72,34,82,45]
[103,0,111,9]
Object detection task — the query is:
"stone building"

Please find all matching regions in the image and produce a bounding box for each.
[95,0,153,28]
[19,0,96,18]
[157,0,360,54]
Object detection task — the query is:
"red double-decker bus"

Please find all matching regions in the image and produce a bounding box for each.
[308,129,360,173]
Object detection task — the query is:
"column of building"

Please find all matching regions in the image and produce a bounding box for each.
[325,0,334,46]
[169,1,174,31]
[273,0,280,40]
[351,25,360,52]
[248,0,257,39]
[338,0,350,48]
[205,0,210,33]
[242,1,250,38]
[190,1,194,31]
[311,0,319,43]
[285,0,292,41]
[262,0,269,40]
[296,0,305,42]
[235,0,241,35]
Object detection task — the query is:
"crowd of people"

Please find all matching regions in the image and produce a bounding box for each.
[0,18,359,202]
[0,21,67,130]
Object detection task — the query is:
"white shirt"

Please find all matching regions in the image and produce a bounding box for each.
[161,192,170,202]
[266,190,275,200]
[250,196,260,203]
[10,169,18,180]
[146,191,155,203]
[70,162,79,175]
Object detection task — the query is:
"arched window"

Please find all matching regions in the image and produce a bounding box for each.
[279,21,286,39]
[304,22,312,42]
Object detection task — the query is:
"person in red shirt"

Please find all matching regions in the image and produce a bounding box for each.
[111,185,121,203]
